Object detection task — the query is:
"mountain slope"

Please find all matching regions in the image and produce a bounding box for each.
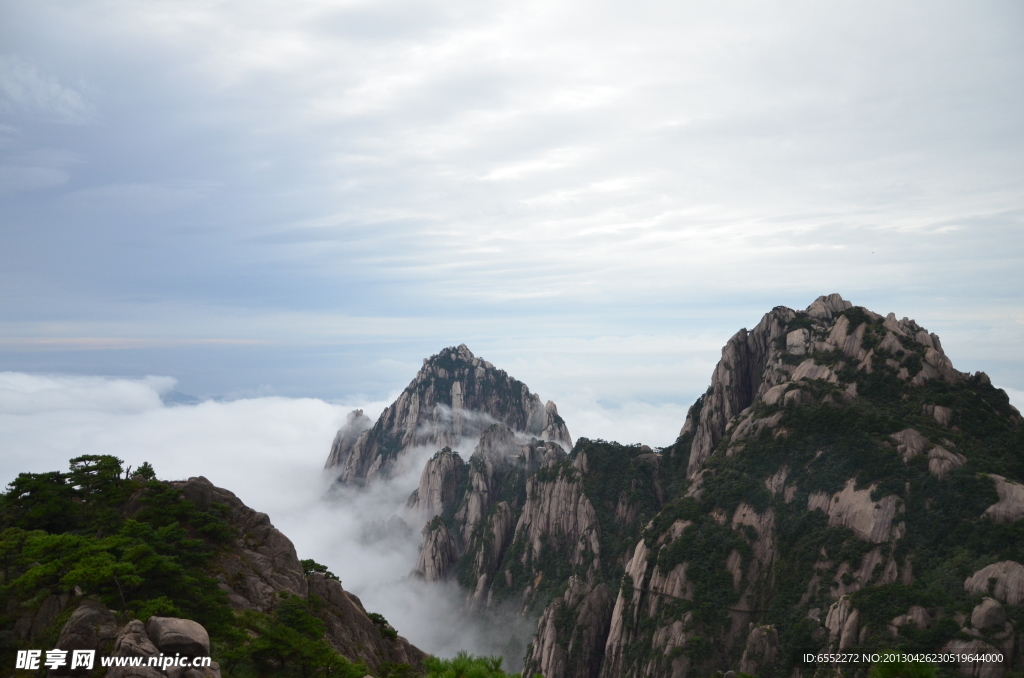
[0,459,424,677]
[522,294,1024,678]
[385,296,1023,678]
[325,344,572,485]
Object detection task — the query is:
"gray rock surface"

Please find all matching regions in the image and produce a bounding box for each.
[928,445,967,480]
[984,475,1024,523]
[965,561,1024,605]
[325,344,572,484]
[415,520,459,581]
[112,620,159,658]
[53,599,117,656]
[146,617,210,657]
[971,598,1006,630]
[739,624,779,675]
[523,576,615,678]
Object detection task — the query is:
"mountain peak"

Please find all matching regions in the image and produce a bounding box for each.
[326,346,572,484]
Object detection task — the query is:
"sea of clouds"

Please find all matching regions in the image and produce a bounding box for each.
[2,370,1021,667]
[0,370,681,667]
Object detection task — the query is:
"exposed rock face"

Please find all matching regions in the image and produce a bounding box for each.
[678,294,968,478]
[146,617,210,657]
[928,445,967,479]
[513,462,601,575]
[807,479,901,543]
[684,308,792,477]
[325,344,572,484]
[965,561,1024,605]
[164,476,307,612]
[824,597,859,651]
[415,520,459,581]
[52,599,117,660]
[112,620,160,659]
[51,604,219,678]
[739,624,779,675]
[307,573,426,669]
[891,428,929,462]
[971,598,1007,630]
[984,475,1024,523]
[410,448,466,516]
[523,577,615,678]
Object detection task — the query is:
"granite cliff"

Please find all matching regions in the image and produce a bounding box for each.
[372,295,1024,678]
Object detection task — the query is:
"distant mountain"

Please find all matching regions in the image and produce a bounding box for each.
[325,344,572,485]
[372,295,1024,678]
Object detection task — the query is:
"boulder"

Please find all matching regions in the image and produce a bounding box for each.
[971,598,1006,630]
[984,475,1024,523]
[145,617,210,657]
[890,429,929,462]
[927,446,966,480]
[112,620,159,658]
[964,561,1024,605]
[54,599,117,656]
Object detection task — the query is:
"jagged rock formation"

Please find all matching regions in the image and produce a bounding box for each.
[325,344,572,485]
[480,294,1024,678]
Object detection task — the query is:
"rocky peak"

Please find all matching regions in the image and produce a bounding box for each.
[325,345,572,485]
[679,294,973,477]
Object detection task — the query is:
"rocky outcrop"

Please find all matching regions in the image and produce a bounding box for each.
[680,294,970,477]
[48,603,219,678]
[807,479,902,543]
[52,599,118,662]
[145,617,210,658]
[409,448,466,517]
[415,520,459,581]
[325,344,572,484]
[160,476,307,612]
[928,445,967,479]
[684,307,792,477]
[984,475,1024,523]
[971,598,1007,630]
[324,409,373,468]
[307,573,426,669]
[523,577,615,678]
[148,476,423,673]
[824,597,859,651]
[739,624,779,675]
[891,428,929,462]
[513,462,601,577]
[965,561,1024,605]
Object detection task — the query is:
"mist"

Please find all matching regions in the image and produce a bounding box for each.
[0,370,605,667]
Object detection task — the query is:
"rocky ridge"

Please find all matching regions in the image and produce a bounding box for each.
[383,295,1024,678]
[518,294,1024,678]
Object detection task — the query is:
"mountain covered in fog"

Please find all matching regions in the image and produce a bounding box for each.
[325,343,572,485]
[327,294,1024,678]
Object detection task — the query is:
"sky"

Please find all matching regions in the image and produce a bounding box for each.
[1,1,1023,660]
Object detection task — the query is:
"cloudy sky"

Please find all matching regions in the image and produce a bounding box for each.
[2,0,1023,443]
[2,1,1023,660]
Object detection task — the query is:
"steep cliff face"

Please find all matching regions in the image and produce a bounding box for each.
[155,476,426,671]
[510,294,1024,678]
[325,344,572,485]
